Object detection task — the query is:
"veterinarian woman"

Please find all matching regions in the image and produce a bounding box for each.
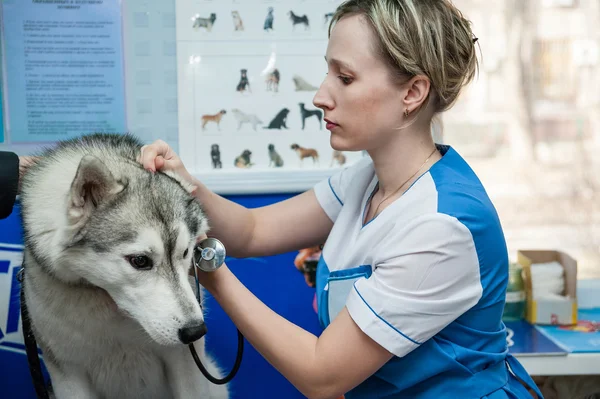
[0,152,35,219]
[140,1,543,398]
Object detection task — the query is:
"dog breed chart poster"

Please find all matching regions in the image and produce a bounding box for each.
[176,0,364,175]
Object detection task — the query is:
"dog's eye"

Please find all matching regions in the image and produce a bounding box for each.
[183,249,189,258]
[127,255,153,270]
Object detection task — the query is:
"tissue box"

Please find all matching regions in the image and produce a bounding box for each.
[517,250,578,326]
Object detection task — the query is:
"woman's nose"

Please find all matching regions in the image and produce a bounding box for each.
[313,79,334,111]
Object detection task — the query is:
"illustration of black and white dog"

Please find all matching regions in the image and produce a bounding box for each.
[211,144,222,169]
[236,69,251,93]
[264,7,274,32]
[192,13,216,31]
[289,11,309,30]
[268,144,284,167]
[264,108,290,129]
[299,103,323,130]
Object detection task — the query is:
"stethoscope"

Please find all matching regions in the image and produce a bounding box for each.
[189,238,244,385]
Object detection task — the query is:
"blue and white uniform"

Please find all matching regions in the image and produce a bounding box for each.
[313,145,543,398]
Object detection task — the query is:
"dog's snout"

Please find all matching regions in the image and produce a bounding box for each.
[178,322,207,344]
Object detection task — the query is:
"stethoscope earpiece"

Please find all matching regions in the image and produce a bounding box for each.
[193,237,226,272]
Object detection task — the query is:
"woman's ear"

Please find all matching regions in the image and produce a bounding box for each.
[402,75,431,115]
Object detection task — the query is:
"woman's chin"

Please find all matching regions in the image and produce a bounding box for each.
[330,135,360,153]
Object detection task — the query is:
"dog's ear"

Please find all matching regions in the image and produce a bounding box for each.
[67,155,127,231]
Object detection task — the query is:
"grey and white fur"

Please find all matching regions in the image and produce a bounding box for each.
[19,133,229,399]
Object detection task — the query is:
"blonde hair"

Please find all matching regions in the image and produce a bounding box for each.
[329,0,479,113]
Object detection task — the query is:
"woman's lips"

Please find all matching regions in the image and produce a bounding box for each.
[324,118,339,130]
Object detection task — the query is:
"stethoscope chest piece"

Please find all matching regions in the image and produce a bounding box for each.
[193,237,226,272]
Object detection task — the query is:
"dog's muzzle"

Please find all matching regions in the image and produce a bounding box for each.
[178,322,208,344]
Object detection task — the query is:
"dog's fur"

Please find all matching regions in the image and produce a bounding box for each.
[234,149,253,168]
[211,144,222,169]
[236,69,251,93]
[265,68,280,92]
[330,150,346,167]
[264,7,274,31]
[299,102,323,130]
[231,108,262,131]
[193,13,217,31]
[292,75,318,91]
[288,11,309,30]
[231,11,244,31]
[201,110,226,131]
[19,133,229,399]
[267,144,284,167]
[264,108,290,129]
[290,143,319,166]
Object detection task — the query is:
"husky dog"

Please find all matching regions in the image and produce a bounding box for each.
[19,133,229,399]
[231,108,262,131]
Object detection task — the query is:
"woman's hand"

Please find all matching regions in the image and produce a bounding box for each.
[138,140,194,186]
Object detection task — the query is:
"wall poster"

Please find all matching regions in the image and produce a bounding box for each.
[175,0,365,194]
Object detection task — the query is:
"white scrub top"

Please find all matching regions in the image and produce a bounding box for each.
[313,145,543,399]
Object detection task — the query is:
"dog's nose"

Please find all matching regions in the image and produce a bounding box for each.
[178,322,207,344]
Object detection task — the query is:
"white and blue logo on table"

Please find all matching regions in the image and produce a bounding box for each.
[0,243,25,355]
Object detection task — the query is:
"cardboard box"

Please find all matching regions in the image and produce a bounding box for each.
[517,250,578,326]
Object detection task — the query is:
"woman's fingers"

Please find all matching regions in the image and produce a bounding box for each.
[139,140,173,172]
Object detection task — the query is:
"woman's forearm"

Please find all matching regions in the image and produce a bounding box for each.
[205,265,335,399]
[190,178,257,258]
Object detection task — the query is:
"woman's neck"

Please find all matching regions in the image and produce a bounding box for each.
[368,129,441,198]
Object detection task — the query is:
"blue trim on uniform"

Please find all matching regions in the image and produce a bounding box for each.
[315,256,331,329]
[328,265,372,280]
[328,177,343,206]
[361,181,379,228]
[352,284,422,345]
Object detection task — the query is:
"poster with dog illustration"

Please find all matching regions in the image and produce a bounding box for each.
[175,0,364,192]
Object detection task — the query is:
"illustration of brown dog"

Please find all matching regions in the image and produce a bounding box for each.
[330,150,346,167]
[201,109,226,131]
[290,143,319,166]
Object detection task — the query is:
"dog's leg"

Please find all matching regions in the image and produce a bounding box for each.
[302,115,306,130]
[45,361,98,399]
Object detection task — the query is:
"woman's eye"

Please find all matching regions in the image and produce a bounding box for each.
[338,75,352,85]
[183,248,189,258]
[126,255,153,270]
